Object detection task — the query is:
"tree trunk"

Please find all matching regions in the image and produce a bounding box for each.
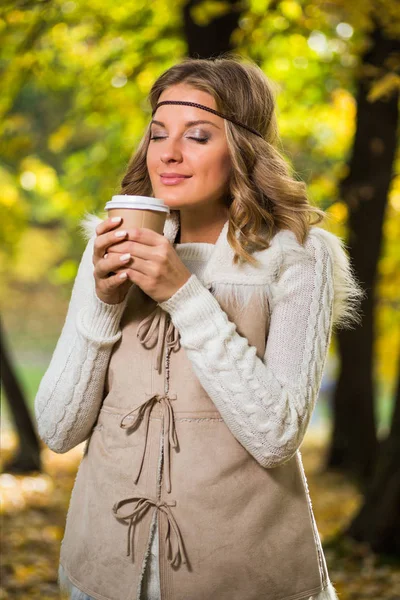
[183,0,241,58]
[0,317,42,473]
[327,23,400,486]
[345,351,400,555]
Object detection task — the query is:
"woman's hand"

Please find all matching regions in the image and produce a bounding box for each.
[107,226,192,304]
[92,217,135,305]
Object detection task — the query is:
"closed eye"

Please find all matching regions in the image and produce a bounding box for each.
[150,136,209,144]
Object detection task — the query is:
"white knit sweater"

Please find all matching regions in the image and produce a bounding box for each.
[35,231,338,464]
[36,225,354,600]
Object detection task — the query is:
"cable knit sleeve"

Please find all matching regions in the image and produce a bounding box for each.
[34,235,130,454]
[158,229,336,468]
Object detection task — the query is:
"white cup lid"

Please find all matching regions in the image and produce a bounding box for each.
[104,195,170,213]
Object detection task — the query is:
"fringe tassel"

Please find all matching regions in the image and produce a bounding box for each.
[272,227,364,330]
[307,227,365,330]
[308,580,341,600]
[211,280,270,317]
[78,212,103,242]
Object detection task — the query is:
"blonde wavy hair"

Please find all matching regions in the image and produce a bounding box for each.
[118,53,326,266]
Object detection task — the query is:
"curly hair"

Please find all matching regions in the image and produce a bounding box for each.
[118,53,326,266]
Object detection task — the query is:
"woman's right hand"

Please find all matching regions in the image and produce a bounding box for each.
[92,217,133,305]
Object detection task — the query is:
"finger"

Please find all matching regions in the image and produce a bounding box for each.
[125,242,157,261]
[94,225,128,259]
[102,270,130,288]
[95,216,123,237]
[128,227,166,247]
[95,251,132,279]
[125,255,152,276]
[106,239,161,261]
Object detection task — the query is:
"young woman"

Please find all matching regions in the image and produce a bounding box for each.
[35,55,363,600]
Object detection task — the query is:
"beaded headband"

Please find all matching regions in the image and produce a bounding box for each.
[151,100,264,139]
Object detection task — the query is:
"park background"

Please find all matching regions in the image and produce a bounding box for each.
[0,0,399,598]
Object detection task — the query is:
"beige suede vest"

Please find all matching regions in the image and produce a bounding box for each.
[59,211,331,600]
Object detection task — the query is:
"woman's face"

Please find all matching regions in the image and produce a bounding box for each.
[146,84,232,212]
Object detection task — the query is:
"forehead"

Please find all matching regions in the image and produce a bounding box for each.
[153,84,220,126]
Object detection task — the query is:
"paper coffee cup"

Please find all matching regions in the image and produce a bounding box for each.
[104,195,170,235]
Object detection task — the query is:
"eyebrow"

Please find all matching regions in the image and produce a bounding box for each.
[150,119,221,130]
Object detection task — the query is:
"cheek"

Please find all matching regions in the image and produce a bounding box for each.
[202,151,231,185]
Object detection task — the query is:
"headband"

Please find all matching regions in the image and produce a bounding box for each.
[151,100,264,139]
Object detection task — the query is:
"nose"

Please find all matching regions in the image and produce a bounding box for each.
[159,137,184,165]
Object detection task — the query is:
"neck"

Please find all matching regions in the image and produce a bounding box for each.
[178,205,229,244]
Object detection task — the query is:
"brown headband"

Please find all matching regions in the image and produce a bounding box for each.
[151,100,264,139]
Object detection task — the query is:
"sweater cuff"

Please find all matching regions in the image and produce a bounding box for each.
[158,274,221,332]
[77,286,129,343]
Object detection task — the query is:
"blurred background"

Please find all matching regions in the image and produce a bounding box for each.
[0,0,399,598]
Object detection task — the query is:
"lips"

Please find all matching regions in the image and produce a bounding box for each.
[160,174,191,178]
[160,174,191,185]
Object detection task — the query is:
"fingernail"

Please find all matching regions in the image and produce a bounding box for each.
[119,253,131,261]
[115,230,127,237]
[111,216,122,222]
[104,253,109,259]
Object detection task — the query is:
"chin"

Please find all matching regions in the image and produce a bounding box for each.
[155,194,186,209]
[152,189,202,211]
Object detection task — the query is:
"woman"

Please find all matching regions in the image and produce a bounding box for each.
[34,55,363,600]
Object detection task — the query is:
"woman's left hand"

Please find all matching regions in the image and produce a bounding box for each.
[110,227,192,304]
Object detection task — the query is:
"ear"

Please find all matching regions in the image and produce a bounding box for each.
[78,212,103,241]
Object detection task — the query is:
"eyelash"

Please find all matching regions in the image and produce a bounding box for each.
[150,136,209,144]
